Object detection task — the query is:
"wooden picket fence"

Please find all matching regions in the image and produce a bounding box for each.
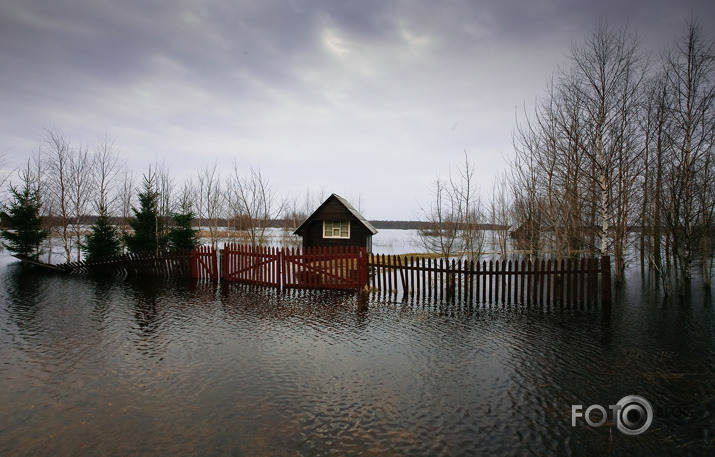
[23,245,613,305]
[49,249,195,278]
[368,254,612,305]
[25,245,366,290]
[192,245,218,281]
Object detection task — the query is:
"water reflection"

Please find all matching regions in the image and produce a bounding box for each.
[0,256,713,456]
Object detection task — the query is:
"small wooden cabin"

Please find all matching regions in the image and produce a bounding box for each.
[294,194,378,253]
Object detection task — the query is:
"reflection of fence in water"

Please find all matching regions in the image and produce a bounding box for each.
[368,254,612,306]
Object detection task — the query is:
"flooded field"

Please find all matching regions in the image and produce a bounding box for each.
[0,252,713,456]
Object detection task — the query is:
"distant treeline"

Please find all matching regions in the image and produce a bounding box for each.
[8,215,506,232]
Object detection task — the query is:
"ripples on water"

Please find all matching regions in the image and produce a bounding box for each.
[0,255,713,456]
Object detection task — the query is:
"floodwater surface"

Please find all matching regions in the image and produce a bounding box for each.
[0,255,713,456]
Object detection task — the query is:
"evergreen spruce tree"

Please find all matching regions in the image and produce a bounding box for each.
[1,183,48,260]
[168,212,198,250]
[124,172,167,253]
[82,205,122,261]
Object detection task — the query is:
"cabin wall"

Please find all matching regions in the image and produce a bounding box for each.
[296,197,374,252]
[302,220,372,251]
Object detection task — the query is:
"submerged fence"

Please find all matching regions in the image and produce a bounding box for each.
[368,254,612,306]
[40,244,366,291]
[24,245,613,305]
[45,249,195,278]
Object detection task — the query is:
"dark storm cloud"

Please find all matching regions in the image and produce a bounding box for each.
[2,0,710,100]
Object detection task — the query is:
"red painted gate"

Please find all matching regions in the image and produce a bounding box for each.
[222,244,281,286]
[191,245,218,280]
[218,244,367,290]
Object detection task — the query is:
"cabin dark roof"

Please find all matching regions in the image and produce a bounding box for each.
[293,193,378,236]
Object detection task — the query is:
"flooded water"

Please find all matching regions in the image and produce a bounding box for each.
[0,253,713,457]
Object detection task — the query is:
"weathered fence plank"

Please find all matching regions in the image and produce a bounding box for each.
[192,246,218,281]
[366,255,613,306]
[31,248,197,279]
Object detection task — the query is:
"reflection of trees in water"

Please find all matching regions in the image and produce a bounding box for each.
[3,266,113,346]
[1,264,117,395]
[124,277,219,357]
[3,264,45,337]
[86,275,120,326]
[128,278,162,335]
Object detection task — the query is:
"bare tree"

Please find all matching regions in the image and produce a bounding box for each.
[289,187,327,228]
[68,142,94,260]
[511,100,548,259]
[154,160,174,244]
[661,18,715,293]
[119,169,135,242]
[416,174,461,260]
[638,71,672,290]
[489,172,513,259]
[565,21,648,280]
[175,178,196,217]
[511,21,647,282]
[226,161,287,246]
[93,134,124,217]
[281,187,326,247]
[196,162,224,248]
[416,153,484,262]
[415,154,485,299]
[43,128,73,262]
[0,149,14,203]
[453,152,485,260]
[508,18,714,292]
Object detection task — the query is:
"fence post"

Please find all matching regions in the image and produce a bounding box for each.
[601,255,612,305]
[359,248,369,290]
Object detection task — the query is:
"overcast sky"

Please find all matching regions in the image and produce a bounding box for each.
[1,0,712,220]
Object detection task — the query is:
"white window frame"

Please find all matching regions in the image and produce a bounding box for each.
[323,221,350,239]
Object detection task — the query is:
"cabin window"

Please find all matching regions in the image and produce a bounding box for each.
[323,221,350,239]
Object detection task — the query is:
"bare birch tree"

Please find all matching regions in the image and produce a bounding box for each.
[93,134,124,217]
[661,18,715,293]
[119,170,135,239]
[68,142,93,261]
[196,162,224,248]
[639,72,672,288]
[43,128,73,262]
[154,160,174,245]
[565,21,648,281]
[511,101,548,259]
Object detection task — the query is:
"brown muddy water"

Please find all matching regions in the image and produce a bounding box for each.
[0,254,713,456]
